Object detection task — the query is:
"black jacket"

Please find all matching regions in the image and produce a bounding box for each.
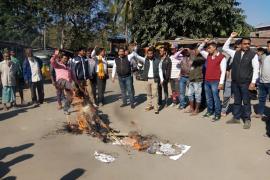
[231,50,256,83]
[142,57,160,83]
[71,56,90,81]
[115,56,131,78]
[160,56,172,82]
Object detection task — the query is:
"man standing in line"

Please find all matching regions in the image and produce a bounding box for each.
[71,47,90,101]
[254,41,270,119]
[10,50,25,105]
[112,47,135,109]
[23,48,44,106]
[0,49,18,111]
[223,32,259,129]
[158,46,172,107]
[91,47,109,106]
[134,47,161,114]
[198,39,227,121]
[169,46,182,107]
[87,48,98,107]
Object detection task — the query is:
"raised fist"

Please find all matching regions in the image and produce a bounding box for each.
[230,32,238,38]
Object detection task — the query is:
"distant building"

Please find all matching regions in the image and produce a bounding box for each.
[107,34,127,54]
[250,23,270,38]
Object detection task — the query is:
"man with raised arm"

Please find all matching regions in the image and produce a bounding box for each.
[222,32,259,129]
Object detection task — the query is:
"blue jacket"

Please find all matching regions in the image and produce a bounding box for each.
[23,57,43,83]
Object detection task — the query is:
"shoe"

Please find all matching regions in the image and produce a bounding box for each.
[170,103,176,107]
[120,104,127,107]
[203,112,213,118]
[266,149,270,155]
[243,120,251,129]
[212,115,221,122]
[178,106,184,110]
[131,104,135,109]
[155,110,159,114]
[226,118,241,124]
[145,106,153,111]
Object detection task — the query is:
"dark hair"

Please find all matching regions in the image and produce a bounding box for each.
[87,47,93,52]
[118,47,125,52]
[60,51,69,58]
[147,47,155,52]
[267,40,270,44]
[234,39,242,46]
[207,42,217,48]
[240,37,251,43]
[160,46,168,53]
[257,47,266,54]
[181,49,190,57]
[96,47,105,55]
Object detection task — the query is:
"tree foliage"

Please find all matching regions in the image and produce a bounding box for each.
[131,0,252,46]
[0,0,110,50]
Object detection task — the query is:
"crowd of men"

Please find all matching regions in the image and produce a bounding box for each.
[1,32,270,134]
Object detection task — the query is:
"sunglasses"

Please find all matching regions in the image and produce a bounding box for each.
[242,43,251,45]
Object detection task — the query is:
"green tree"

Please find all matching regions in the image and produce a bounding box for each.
[0,0,50,45]
[131,0,252,46]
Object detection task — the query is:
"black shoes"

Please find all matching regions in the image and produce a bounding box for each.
[212,115,221,122]
[243,120,251,129]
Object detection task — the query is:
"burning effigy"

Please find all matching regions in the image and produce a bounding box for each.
[65,93,191,162]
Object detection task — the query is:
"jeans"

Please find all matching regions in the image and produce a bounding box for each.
[188,82,202,103]
[118,75,134,106]
[179,76,189,107]
[204,80,221,116]
[258,83,270,115]
[232,82,251,120]
[222,80,232,114]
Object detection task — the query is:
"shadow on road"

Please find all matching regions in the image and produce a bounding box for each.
[104,94,121,105]
[0,143,34,179]
[135,93,147,107]
[60,168,86,180]
[0,106,38,122]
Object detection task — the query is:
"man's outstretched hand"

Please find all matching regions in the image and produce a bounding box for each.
[230,32,238,38]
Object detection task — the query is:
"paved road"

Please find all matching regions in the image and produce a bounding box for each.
[0,79,270,180]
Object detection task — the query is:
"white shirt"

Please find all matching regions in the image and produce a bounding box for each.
[198,43,227,84]
[29,59,41,82]
[222,37,259,84]
[133,52,154,78]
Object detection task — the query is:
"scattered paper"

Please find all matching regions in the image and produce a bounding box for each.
[169,144,191,160]
[94,151,116,163]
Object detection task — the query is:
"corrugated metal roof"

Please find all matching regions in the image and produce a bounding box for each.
[255,23,270,29]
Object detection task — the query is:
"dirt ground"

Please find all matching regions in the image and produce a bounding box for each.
[1,78,270,180]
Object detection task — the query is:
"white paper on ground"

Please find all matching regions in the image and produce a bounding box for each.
[169,144,191,160]
[94,151,116,163]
